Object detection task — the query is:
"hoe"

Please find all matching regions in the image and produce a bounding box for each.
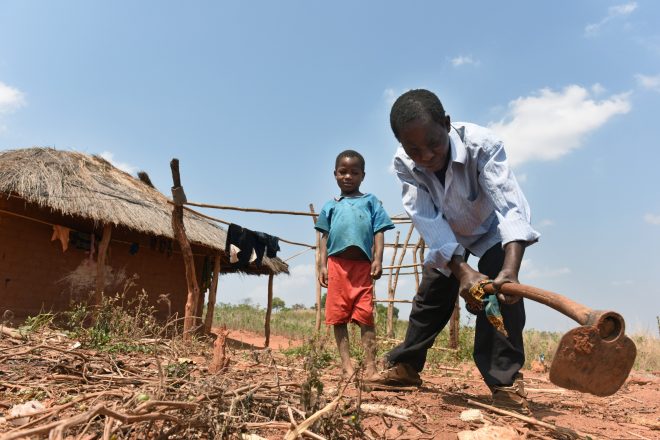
[481,282,636,397]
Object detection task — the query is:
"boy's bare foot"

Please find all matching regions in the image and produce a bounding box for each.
[341,365,355,381]
[364,362,378,379]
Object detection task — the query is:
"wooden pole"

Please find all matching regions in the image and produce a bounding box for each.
[182,200,412,224]
[391,224,414,297]
[185,201,318,217]
[309,204,322,333]
[411,236,422,291]
[203,253,222,334]
[174,203,314,248]
[94,224,112,308]
[196,278,205,326]
[388,224,414,338]
[264,274,274,347]
[386,231,400,338]
[372,276,378,325]
[383,262,422,270]
[170,159,200,340]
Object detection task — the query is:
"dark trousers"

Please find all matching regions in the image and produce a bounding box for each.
[386,244,526,387]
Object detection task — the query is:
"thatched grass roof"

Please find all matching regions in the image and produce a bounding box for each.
[0,147,288,275]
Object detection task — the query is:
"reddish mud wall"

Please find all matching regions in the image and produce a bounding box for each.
[0,197,210,320]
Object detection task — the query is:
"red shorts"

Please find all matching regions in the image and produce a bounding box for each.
[325,256,374,327]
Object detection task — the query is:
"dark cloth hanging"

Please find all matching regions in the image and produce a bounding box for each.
[254,231,280,258]
[226,224,281,269]
[226,224,254,268]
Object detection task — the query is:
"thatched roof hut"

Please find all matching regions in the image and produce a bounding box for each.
[0,147,287,318]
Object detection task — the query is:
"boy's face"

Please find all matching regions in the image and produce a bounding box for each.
[399,116,451,172]
[334,156,365,195]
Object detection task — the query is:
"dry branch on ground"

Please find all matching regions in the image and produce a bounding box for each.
[1,327,658,439]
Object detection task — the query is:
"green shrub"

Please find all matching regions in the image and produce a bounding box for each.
[18,312,55,335]
[62,290,164,353]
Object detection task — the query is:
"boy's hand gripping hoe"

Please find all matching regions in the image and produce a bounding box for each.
[475,282,637,396]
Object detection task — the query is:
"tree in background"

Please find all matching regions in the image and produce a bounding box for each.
[375,303,399,321]
[272,297,286,312]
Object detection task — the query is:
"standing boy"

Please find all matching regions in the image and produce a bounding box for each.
[374,89,540,413]
[315,150,395,380]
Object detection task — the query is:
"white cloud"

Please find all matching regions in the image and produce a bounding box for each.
[610,2,638,15]
[516,173,527,183]
[256,263,318,307]
[585,2,637,36]
[635,73,660,92]
[520,259,571,280]
[643,213,660,225]
[488,85,631,167]
[99,151,138,175]
[591,83,606,95]
[0,81,25,113]
[0,81,26,133]
[451,55,479,67]
[274,263,316,290]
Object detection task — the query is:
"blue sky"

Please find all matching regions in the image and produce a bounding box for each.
[1,1,658,333]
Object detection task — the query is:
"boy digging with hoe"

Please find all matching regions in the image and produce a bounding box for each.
[315,150,395,381]
[373,89,540,414]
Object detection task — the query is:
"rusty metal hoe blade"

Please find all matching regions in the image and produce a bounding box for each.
[484,283,637,396]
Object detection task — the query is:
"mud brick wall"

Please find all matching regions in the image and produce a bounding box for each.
[0,197,209,321]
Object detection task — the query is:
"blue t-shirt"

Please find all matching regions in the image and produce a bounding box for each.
[314,193,395,260]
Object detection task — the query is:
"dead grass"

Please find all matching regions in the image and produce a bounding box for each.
[630,331,660,371]
[214,303,660,372]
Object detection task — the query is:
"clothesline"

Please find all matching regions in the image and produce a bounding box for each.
[185,201,317,217]
[179,204,314,249]
[182,200,412,223]
[0,208,210,257]
[282,246,315,262]
[178,202,423,264]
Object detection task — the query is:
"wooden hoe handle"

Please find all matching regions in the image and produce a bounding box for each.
[483,282,626,341]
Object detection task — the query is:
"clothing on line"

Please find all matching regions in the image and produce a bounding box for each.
[225,223,280,269]
[51,225,71,252]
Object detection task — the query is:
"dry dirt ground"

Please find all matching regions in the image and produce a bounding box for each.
[0,328,658,440]
[228,330,660,440]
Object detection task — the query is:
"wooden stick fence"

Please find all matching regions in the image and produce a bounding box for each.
[309,204,322,333]
[385,231,400,338]
[388,224,414,337]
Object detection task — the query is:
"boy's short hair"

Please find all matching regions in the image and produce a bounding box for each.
[335,150,365,171]
[390,89,446,141]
